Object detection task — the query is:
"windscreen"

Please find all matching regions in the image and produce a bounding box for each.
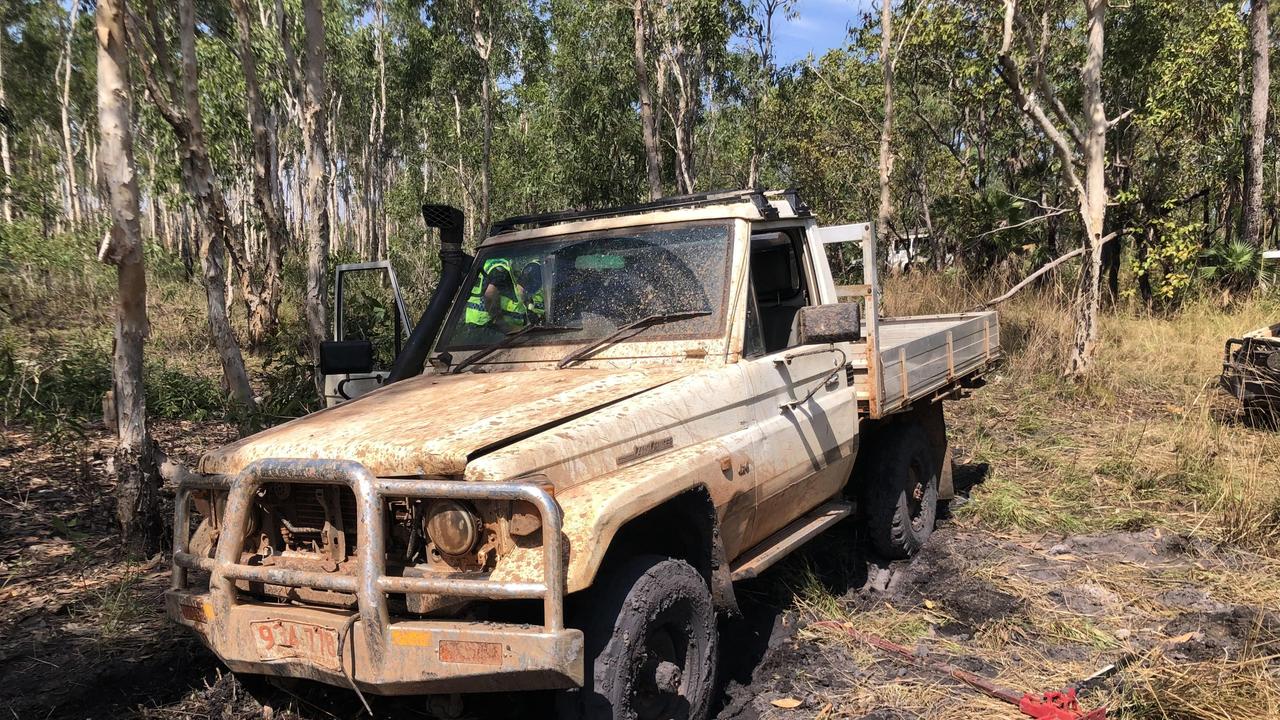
[434,221,733,355]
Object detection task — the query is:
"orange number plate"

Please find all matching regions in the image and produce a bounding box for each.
[252,620,340,669]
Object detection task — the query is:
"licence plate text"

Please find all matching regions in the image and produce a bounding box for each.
[252,620,340,669]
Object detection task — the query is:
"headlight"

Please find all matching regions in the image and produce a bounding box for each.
[425,500,480,556]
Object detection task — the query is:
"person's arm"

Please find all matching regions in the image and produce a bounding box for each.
[483,270,521,331]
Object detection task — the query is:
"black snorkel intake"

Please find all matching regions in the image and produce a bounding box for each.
[386,204,470,383]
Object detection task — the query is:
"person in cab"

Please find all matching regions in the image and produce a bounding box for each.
[464,257,545,332]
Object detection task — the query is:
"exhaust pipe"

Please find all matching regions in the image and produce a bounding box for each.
[386,205,470,383]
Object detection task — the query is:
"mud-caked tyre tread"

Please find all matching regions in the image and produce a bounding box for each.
[568,554,718,720]
[863,420,940,559]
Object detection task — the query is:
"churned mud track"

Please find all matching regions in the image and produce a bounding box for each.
[712,521,1280,719]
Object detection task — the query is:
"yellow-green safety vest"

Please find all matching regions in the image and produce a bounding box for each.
[525,287,545,320]
[464,258,524,327]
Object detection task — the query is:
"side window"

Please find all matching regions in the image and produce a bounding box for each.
[750,230,814,354]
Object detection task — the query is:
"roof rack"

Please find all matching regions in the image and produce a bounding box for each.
[490,188,810,234]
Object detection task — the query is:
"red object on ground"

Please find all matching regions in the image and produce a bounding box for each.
[811,621,1108,720]
[1019,689,1108,720]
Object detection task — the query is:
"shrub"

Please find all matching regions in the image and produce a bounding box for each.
[0,334,227,442]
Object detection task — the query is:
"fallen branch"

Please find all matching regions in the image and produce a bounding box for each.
[980,231,1118,309]
[982,247,1083,309]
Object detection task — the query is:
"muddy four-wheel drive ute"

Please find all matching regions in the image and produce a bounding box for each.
[167,190,1000,719]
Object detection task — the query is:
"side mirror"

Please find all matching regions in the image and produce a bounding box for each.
[319,340,374,375]
[795,303,862,345]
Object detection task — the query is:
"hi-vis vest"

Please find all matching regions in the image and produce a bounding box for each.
[525,286,545,320]
[465,258,523,327]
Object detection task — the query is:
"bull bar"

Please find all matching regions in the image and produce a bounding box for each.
[167,458,583,694]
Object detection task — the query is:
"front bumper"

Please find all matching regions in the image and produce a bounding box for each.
[167,459,583,695]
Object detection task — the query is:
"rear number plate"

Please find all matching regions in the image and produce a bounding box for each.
[252,620,340,669]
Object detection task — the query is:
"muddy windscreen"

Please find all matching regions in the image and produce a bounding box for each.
[434,221,733,354]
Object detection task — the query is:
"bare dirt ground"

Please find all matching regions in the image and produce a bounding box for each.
[4,417,1276,720]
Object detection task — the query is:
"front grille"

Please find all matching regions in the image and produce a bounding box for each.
[263,483,358,556]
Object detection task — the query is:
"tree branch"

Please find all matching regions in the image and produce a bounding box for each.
[1108,107,1135,128]
[126,7,186,130]
[995,0,1086,202]
[975,206,1071,238]
[982,231,1119,308]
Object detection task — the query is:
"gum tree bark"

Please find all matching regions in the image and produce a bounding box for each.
[996,0,1114,377]
[231,0,286,340]
[96,0,163,554]
[133,0,256,408]
[0,36,13,222]
[1243,0,1270,249]
[301,0,331,370]
[60,1,82,227]
[877,0,895,266]
[633,0,663,199]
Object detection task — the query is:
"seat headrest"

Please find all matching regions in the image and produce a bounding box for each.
[754,247,797,296]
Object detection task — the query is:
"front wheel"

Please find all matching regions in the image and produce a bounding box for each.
[569,555,718,720]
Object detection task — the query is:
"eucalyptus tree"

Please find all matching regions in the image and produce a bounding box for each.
[742,0,793,187]
[96,0,163,554]
[1243,0,1269,250]
[0,34,12,223]
[130,0,256,407]
[995,0,1116,377]
[299,0,330,371]
[231,0,288,339]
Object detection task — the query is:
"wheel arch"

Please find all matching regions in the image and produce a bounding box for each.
[594,485,736,613]
[852,399,953,500]
[540,440,741,615]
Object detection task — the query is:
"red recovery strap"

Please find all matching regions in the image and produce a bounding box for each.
[811,621,1107,720]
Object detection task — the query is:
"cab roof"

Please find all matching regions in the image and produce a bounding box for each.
[481,189,811,247]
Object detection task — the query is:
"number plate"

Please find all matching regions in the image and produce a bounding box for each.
[252,620,340,669]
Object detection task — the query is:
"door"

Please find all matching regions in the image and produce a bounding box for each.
[321,261,411,407]
[740,227,859,547]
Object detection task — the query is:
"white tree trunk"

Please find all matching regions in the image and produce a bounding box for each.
[96,0,163,554]
[301,0,331,372]
[1064,0,1109,377]
[878,0,895,268]
[1243,0,1270,249]
[0,37,14,222]
[61,2,82,227]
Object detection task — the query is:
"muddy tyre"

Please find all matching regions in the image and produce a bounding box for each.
[571,555,718,720]
[864,420,940,559]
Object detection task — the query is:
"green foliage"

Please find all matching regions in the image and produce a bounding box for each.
[0,333,226,443]
[1200,240,1261,290]
[256,321,320,422]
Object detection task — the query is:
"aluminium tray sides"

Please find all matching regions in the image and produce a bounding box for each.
[872,311,1000,416]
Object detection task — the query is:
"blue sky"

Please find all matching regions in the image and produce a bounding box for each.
[770,0,877,65]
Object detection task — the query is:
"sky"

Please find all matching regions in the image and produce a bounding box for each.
[770,0,877,65]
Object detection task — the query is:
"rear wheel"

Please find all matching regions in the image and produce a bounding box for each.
[568,555,718,720]
[863,419,940,559]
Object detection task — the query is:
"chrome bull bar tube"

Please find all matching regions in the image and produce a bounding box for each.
[171,458,567,666]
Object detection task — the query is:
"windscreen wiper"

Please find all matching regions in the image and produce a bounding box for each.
[557,310,711,369]
[451,324,581,374]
